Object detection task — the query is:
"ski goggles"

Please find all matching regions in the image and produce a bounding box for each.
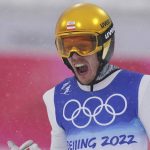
[55,33,102,58]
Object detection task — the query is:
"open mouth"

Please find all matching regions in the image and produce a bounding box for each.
[75,64,88,74]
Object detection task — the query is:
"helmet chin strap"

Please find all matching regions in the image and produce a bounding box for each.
[63,58,74,72]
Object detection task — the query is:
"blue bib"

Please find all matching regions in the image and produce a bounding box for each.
[54,70,148,150]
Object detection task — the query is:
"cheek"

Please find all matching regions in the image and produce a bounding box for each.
[91,65,98,75]
[90,60,99,73]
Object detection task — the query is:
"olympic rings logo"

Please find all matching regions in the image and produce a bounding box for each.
[63,94,127,128]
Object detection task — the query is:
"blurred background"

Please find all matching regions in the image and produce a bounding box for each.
[0,0,150,149]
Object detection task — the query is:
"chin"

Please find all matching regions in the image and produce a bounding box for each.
[78,78,92,85]
[75,72,93,85]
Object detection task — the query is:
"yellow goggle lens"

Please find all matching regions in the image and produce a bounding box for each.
[56,34,101,58]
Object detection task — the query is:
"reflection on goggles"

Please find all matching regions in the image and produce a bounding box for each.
[56,34,102,58]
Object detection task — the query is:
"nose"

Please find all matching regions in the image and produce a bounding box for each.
[70,52,81,59]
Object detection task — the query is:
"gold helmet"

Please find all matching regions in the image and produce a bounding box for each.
[55,3,115,67]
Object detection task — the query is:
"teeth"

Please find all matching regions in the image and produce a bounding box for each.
[75,64,85,67]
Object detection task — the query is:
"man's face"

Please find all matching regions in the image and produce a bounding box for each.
[68,53,99,85]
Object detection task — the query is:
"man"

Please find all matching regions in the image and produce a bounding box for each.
[43,2,150,150]
[9,2,150,150]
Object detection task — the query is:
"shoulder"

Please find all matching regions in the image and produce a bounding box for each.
[43,87,55,108]
[114,69,144,85]
[43,76,75,103]
[141,74,150,84]
[53,76,75,94]
[139,74,150,94]
[137,74,150,111]
[56,76,75,86]
[117,69,145,84]
[118,69,150,93]
[120,69,144,77]
[138,74,150,138]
